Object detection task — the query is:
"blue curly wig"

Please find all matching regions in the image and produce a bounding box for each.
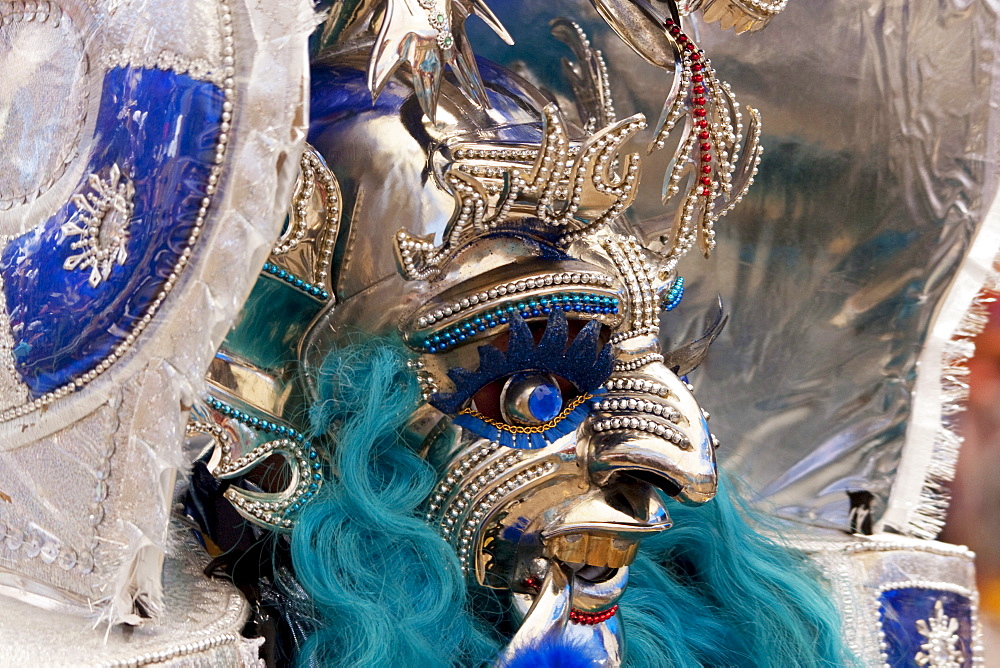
[289,339,850,667]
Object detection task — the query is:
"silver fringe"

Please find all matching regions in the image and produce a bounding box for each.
[906,252,999,539]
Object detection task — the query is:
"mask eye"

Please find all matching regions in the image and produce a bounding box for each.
[500,373,563,425]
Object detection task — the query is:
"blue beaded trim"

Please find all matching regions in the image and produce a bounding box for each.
[663,276,684,312]
[203,395,322,518]
[262,262,330,301]
[421,292,620,353]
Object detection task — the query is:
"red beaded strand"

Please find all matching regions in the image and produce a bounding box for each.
[523,578,620,625]
[666,18,713,198]
[569,604,620,626]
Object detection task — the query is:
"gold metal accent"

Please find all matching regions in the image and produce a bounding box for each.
[546,532,640,568]
[206,354,295,418]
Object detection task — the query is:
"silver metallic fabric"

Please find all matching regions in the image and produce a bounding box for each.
[797,534,985,667]
[0,525,259,667]
[0,0,311,623]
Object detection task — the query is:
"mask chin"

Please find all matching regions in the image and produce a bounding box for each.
[501,558,628,667]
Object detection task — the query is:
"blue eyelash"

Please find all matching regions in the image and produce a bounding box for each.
[452,392,600,450]
[428,309,614,416]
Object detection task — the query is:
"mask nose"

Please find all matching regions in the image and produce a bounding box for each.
[587,361,717,504]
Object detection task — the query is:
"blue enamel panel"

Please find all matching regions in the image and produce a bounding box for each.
[0,67,223,395]
[879,587,973,667]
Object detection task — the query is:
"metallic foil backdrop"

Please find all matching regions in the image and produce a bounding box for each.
[469,0,1000,533]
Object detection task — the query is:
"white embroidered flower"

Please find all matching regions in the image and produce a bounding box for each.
[61,163,135,288]
[915,599,965,668]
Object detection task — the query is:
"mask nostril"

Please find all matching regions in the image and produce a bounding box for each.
[614,471,682,500]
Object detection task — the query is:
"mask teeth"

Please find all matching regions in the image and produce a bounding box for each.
[545,533,639,569]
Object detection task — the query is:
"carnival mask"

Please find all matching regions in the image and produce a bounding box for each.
[193,1,757,663]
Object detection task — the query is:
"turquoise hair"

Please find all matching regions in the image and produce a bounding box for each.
[289,339,850,667]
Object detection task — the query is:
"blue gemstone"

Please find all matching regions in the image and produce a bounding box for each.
[528,382,563,422]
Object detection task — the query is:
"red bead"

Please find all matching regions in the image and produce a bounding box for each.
[693,85,706,94]
[685,42,695,51]
[692,64,703,71]
[702,165,712,174]
[665,18,674,25]
[692,74,704,82]
[693,97,706,105]
[696,119,708,128]
[699,131,710,139]
[694,108,707,117]
[701,142,712,151]
[702,188,711,196]
[670,27,681,36]
[702,154,712,162]
[691,53,701,60]
[701,176,712,186]
[678,34,687,42]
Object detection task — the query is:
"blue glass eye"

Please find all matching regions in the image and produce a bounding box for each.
[500,373,563,425]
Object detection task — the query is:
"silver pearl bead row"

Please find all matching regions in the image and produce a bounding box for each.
[604,235,658,335]
[436,450,525,539]
[603,376,671,397]
[309,150,341,286]
[454,460,556,575]
[222,438,315,530]
[425,442,503,522]
[272,155,314,255]
[592,416,691,450]
[594,397,682,423]
[557,118,645,246]
[415,271,615,329]
[453,146,537,161]
[99,632,243,668]
[613,352,665,372]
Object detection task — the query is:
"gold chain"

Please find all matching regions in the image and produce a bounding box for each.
[458,393,592,434]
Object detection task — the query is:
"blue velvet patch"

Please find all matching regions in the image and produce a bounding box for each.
[0,67,223,395]
[878,587,973,667]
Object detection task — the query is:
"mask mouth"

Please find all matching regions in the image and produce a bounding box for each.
[538,480,673,572]
[545,531,642,569]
